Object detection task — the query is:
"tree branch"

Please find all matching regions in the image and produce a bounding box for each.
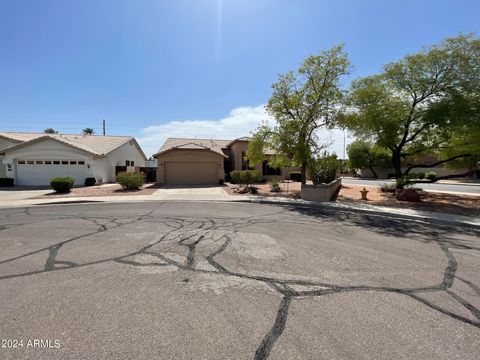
[406,153,472,172]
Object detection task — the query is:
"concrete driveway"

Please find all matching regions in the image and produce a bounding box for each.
[0,187,52,201]
[152,185,232,200]
[0,202,479,359]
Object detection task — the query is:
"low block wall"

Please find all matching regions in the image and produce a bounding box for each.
[301,179,342,202]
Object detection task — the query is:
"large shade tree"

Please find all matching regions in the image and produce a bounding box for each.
[346,140,390,178]
[246,45,351,183]
[340,34,480,185]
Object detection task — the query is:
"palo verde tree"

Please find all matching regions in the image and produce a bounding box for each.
[340,34,480,185]
[246,45,351,184]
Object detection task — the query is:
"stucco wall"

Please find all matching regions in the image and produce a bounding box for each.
[3,139,95,183]
[0,155,6,178]
[156,149,224,184]
[0,138,17,178]
[2,138,146,184]
[359,167,470,179]
[229,141,248,171]
[94,141,146,183]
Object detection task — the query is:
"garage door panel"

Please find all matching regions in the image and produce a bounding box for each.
[165,162,217,185]
[16,164,87,186]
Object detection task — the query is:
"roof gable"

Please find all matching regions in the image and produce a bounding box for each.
[0,132,146,159]
[155,138,230,158]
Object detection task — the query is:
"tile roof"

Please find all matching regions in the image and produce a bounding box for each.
[0,132,144,157]
[156,138,231,157]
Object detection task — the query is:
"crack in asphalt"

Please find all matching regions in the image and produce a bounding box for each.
[0,203,479,359]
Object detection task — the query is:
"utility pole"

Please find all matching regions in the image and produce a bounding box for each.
[102,120,106,136]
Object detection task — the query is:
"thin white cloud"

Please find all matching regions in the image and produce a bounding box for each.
[138,104,352,158]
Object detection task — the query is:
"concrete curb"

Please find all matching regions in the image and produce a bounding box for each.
[1,194,478,227]
[232,197,480,227]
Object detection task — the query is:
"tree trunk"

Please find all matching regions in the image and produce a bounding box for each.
[301,160,307,185]
[368,165,378,179]
[392,149,402,179]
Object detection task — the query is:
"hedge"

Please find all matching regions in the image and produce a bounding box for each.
[116,171,144,190]
[50,177,75,193]
[230,170,260,186]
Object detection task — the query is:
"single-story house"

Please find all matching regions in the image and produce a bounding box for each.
[0,132,147,186]
[153,137,301,185]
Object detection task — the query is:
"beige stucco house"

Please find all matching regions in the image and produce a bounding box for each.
[154,137,300,185]
[0,132,146,186]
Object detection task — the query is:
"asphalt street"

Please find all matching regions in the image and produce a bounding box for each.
[0,201,479,359]
[342,178,480,195]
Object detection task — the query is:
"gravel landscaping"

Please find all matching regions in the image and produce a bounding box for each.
[338,184,480,216]
[30,183,159,199]
[226,181,479,216]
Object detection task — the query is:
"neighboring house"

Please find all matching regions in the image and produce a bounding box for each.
[0,132,147,186]
[153,137,301,185]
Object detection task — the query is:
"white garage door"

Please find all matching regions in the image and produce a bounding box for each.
[165,161,218,185]
[16,160,87,186]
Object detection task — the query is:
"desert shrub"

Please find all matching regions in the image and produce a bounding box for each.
[50,177,75,193]
[308,154,339,185]
[395,177,410,189]
[289,172,302,182]
[380,182,396,193]
[396,188,420,202]
[0,178,14,187]
[417,172,425,179]
[425,172,437,181]
[269,177,281,192]
[406,172,417,179]
[229,170,260,187]
[116,171,144,190]
[84,177,96,186]
[230,170,242,184]
[244,170,260,186]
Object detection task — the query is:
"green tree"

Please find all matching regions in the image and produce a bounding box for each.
[341,34,480,185]
[43,128,58,134]
[246,45,351,184]
[82,128,95,135]
[346,141,390,178]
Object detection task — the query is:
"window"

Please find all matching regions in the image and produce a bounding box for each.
[70,161,77,165]
[131,161,134,167]
[241,152,248,170]
[27,160,34,165]
[53,161,60,165]
[262,160,281,176]
[78,161,85,165]
[36,160,43,165]
[18,160,25,164]
[45,160,52,165]
[61,161,68,165]
[126,160,130,166]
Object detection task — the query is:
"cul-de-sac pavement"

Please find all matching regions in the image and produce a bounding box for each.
[0,201,479,359]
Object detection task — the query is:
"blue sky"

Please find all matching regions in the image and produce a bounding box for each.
[1,0,479,157]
